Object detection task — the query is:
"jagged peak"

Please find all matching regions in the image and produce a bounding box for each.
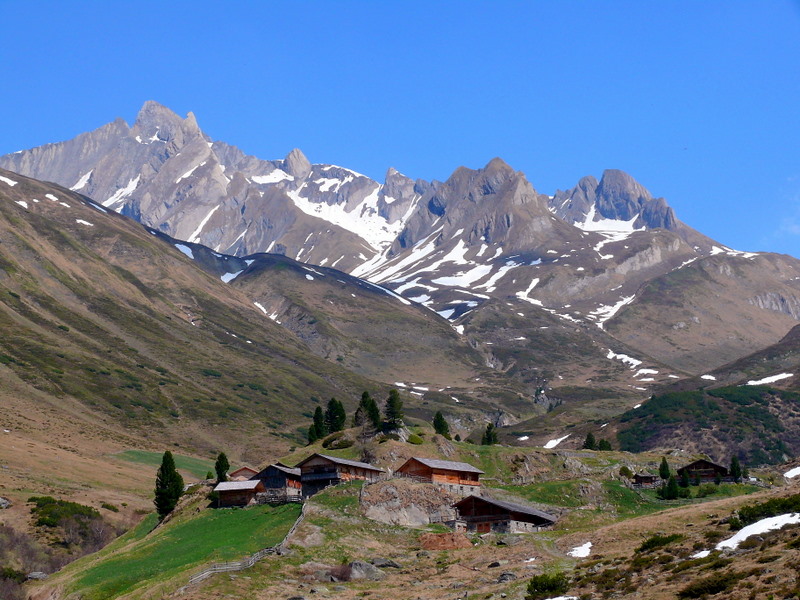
[283,148,311,179]
[597,169,652,201]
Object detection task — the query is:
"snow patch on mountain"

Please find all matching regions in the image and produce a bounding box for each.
[70,170,92,191]
[747,373,793,386]
[188,205,220,243]
[103,176,141,208]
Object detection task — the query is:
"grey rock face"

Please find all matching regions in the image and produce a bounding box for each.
[347,560,385,580]
[0,496,10,509]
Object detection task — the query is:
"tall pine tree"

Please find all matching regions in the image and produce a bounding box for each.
[659,457,671,480]
[385,389,404,429]
[433,411,450,438]
[481,423,498,445]
[215,452,230,483]
[325,398,347,433]
[730,456,743,483]
[308,406,327,444]
[154,451,184,520]
[354,391,381,430]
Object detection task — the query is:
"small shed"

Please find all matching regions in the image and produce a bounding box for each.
[214,479,265,507]
[677,459,729,482]
[396,457,483,495]
[252,463,303,502]
[229,466,259,481]
[453,495,557,534]
[296,453,384,497]
[633,472,659,488]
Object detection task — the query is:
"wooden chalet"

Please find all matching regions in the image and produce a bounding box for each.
[229,466,259,481]
[453,495,557,534]
[677,459,729,482]
[632,472,659,488]
[251,463,303,502]
[214,479,265,507]
[396,457,484,495]
[296,453,384,497]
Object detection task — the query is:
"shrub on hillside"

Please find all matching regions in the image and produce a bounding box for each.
[677,570,746,598]
[636,533,684,553]
[407,433,424,445]
[525,572,569,600]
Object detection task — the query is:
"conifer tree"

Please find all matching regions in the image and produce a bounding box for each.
[598,439,612,451]
[313,406,326,439]
[659,457,670,480]
[385,389,404,429]
[433,411,450,438]
[679,469,690,488]
[325,398,346,433]
[154,451,184,520]
[214,452,230,483]
[730,456,742,483]
[481,423,499,445]
[582,432,597,450]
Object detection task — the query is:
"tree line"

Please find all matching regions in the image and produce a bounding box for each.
[306,390,404,444]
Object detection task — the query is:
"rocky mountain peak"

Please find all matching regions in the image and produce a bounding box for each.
[283,148,311,179]
[131,101,202,147]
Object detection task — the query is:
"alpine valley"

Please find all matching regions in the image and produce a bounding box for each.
[4,102,800,600]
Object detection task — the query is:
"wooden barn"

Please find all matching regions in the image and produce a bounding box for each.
[251,463,303,502]
[453,495,557,534]
[395,457,483,495]
[632,472,659,488]
[229,466,259,481]
[677,459,729,482]
[213,479,265,507]
[296,453,383,497]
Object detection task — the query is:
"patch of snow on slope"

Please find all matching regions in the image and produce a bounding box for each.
[635,369,659,377]
[287,183,406,251]
[305,274,314,281]
[784,466,800,479]
[14,200,28,209]
[174,244,194,259]
[747,373,793,386]
[515,277,540,304]
[716,514,800,550]
[103,175,141,208]
[431,263,493,287]
[75,219,93,226]
[175,161,207,183]
[607,350,642,368]
[221,270,243,283]
[474,261,520,292]
[70,170,92,191]
[588,295,635,329]
[252,170,294,184]
[544,434,570,449]
[188,205,221,243]
[567,542,592,558]
[701,374,716,381]
[253,302,267,315]
[518,436,529,441]
[46,193,59,201]
[356,227,442,281]
[0,175,18,186]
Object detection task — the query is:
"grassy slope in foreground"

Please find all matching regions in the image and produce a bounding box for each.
[65,498,301,600]
[113,450,215,480]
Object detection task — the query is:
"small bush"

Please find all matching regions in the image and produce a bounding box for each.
[526,572,569,600]
[200,368,222,378]
[100,502,119,513]
[27,496,100,528]
[407,434,424,445]
[636,533,683,553]
[619,465,634,479]
[677,570,745,598]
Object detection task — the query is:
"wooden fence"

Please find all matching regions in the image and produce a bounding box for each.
[178,502,308,593]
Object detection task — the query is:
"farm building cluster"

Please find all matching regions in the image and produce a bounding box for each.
[213,453,558,534]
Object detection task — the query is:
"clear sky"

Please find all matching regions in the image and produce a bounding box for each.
[2,1,799,256]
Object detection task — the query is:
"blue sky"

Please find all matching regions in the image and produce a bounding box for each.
[2,1,799,255]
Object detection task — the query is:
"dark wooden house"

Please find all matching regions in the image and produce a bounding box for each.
[213,479,265,507]
[396,457,483,495]
[453,495,557,534]
[677,459,729,482]
[633,472,659,488]
[251,463,302,502]
[296,453,384,497]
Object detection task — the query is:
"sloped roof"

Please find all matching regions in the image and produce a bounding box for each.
[402,457,484,474]
[454,495,558,523]
[295,453,383,472]
[271,463,302,477]
[230,466,258,476]
[214,480,262,492]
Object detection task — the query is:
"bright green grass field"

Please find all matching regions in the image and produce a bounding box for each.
[72,503,301,600]
[113,450,215,480]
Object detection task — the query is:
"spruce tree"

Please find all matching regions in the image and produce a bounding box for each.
[582,432,597,450]
[433,411,450,438]
[730,456,742,483]
[679,469,690,488]
[308,423,319,445]
[364,394,381,429]
[385,389,404,429]
[154,451,184,520]
[659,457,670,480]
[325,398,346,433]
[313,406,327,439]
[481,423,498,445]
[598,439,612,451]
[214,452,230,483]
